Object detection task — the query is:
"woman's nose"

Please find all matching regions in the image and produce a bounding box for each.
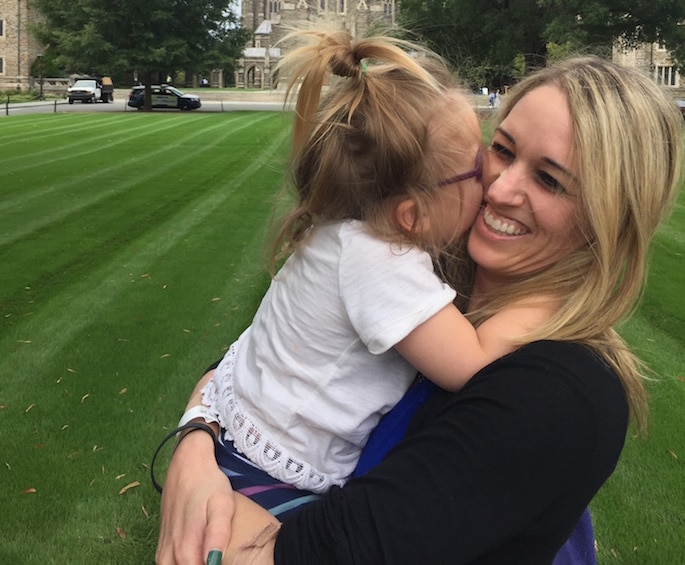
[485,162,527,206]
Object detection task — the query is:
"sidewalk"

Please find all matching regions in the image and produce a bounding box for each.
[113,88,494,109]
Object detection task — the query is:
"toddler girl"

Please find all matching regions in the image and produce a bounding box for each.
[197,31,521,510]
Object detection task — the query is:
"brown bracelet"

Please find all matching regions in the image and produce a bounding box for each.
[150,422,217,494]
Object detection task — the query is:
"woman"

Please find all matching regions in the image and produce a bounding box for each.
[156,56,682,564]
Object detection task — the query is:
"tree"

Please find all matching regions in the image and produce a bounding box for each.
[398,0,685,88]
[31,0,247,103]
[193,17,251,86]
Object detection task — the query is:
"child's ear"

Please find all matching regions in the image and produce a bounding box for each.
[396,198,429,234]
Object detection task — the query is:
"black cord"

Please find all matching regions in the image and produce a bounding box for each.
[150,422,217,494]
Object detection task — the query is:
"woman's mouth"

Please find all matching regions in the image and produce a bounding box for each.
[483,207,527,235]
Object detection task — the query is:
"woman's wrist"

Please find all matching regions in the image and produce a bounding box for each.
[174,422,219,453]
[176,421,219,446]
[151,421,219,493]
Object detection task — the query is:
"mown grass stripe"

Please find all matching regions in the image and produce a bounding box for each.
[0,113,254,212]
[0,114,287,335]
[0,113,133,152]
[0,113,278,247]
[0,121,290,389]
[0,156,281,557]
[0,112,271,218]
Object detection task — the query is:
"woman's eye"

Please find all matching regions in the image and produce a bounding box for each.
[489,142,513,161]
[537,171,566,194]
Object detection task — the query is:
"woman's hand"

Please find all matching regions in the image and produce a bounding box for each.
[156,429,235,565]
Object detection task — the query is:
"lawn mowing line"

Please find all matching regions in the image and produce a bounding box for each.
[0,115,202,210]
[0,112,271,185]
[0,111,266,217]
[0,125,290,390]
[0,114,277,247]
[0,113,132,151]
[0,112,271,214]
[0,113,210,182]
[0,114,284,324]
[0,112,264,208]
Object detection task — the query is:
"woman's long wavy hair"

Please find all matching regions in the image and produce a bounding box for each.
[267,30,475,275]
[466,56,683,434]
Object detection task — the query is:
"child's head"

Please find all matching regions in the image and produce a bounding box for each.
[274,30,483,258]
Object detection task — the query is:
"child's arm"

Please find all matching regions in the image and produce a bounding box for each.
[394,302,550,392]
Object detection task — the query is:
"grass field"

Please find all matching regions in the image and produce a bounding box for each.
[0,112,683,564]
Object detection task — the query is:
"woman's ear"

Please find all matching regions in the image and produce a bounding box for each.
[395,198,429,234]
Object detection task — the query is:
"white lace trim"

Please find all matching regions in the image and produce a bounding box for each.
[201,344,344,494]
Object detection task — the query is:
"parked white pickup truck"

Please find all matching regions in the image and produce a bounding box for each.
[67,77,114,104]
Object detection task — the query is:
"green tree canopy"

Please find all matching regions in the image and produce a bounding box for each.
[32,0,248,82]
[398,0,685,88]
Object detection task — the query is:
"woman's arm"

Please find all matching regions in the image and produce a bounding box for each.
[156,370,235,565]
[273,342,628,564]
[156,368,281,564]
[158,343,626,564]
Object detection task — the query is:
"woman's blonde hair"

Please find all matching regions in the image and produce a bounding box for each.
[268,30,476,270]
[470,56,683,433]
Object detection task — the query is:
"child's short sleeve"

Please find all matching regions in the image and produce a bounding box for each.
[338,223,456,354]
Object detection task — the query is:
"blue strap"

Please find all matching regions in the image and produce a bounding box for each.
[552,508,597,565]
[353,378,437,477]
[353,376,596,564]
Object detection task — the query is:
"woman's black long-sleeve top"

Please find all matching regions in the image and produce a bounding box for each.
[275,340,629,564]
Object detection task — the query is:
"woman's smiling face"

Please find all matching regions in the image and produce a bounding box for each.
[468,85,587,282]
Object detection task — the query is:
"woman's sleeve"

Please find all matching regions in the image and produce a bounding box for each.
[274,342,628,564]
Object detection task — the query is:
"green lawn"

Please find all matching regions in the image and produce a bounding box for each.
[0,112,683,564]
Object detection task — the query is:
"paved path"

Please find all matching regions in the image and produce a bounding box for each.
[3,88,493,117]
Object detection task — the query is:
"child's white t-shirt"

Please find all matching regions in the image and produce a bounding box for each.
[202,220,456,492]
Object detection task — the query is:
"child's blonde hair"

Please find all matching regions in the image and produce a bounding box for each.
[269,30,478,270]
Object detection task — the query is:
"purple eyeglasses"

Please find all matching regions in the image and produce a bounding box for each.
[436,148,483,187]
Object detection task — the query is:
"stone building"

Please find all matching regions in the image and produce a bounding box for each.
[613,41,684,97]
[236,0,396,88]
[0,0,42,90]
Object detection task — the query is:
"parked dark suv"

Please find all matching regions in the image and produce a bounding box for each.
[127,85,201,110]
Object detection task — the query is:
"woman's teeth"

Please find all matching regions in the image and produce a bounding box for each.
[483,208,525,235]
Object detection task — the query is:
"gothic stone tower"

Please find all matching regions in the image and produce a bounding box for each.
[237,0,396,88]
